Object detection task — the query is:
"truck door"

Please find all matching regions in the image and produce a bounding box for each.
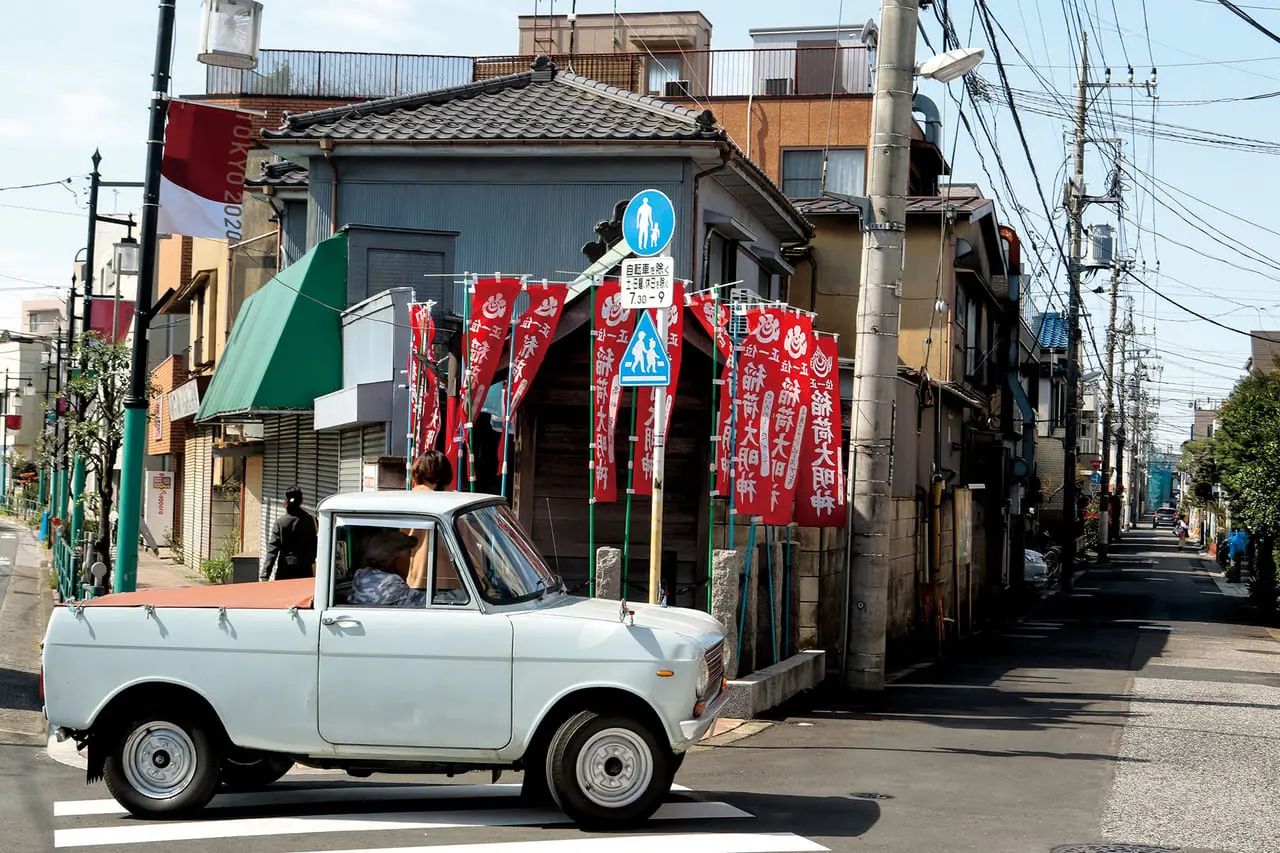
[318,514,513,750]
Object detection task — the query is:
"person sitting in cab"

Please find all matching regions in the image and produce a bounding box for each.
[348,529,425,607]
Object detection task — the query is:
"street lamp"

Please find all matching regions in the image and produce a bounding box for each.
[113,237,140,278]
[198,0,264,70]
[23,378,34,397]
[115,0,265,594]
[916,47,985,83]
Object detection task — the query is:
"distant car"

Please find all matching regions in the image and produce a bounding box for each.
[1025,548,1060,588]
[1153,507,1177,528]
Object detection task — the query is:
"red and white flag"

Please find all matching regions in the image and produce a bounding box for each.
[634,282,685,496]
[158,100,254,241]
[794,334,846,528]
[448,276,522,464]
[592,280,635,503]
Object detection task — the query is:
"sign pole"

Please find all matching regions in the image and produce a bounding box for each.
[647,305,670,605]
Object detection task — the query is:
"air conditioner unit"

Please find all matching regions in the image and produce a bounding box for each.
[663,80,691,97]
[761,77,794,95]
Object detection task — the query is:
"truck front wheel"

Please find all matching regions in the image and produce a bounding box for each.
[103,713,221,819]
[547,710,671,828]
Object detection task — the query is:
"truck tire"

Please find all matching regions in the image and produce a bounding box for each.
[220,751,293,791]
[103,713,221,819]
[547,710,671,828]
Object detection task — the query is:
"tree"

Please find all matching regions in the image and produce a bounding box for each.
[65,332,131,574]
[1181,438,1220,504]
[1214,369,1280,613]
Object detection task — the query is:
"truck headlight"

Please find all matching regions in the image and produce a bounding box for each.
[695,657,710,698]
[723,641,732,667]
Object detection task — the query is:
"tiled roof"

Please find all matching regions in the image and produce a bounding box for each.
[1036,312,1069,350]
[263,59,723,144]
[246,160,308,189]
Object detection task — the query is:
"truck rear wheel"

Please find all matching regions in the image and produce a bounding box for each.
[547,710,671,828]
[103,713,220,819]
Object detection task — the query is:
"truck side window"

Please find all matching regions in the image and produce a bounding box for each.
[330,516,470,608]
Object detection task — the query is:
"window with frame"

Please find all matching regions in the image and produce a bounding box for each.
[332,517,470,609]
[780,148,867,199]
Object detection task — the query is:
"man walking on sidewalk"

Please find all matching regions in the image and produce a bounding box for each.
[259,487,318,581]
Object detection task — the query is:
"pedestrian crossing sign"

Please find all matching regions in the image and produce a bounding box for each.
[619,310,670,387]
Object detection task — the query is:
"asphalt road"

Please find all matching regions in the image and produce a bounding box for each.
[1,521,1273,853]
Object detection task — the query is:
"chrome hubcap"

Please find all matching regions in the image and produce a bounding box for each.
[575,727,653,808]
[122,722,198,800]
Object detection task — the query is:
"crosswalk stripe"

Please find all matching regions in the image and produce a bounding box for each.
[53,801,750,848]
[54,783,696,819]
[55,783,524,818]
[298,831,830,853]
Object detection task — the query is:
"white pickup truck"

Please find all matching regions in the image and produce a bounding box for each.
[42,490,728,828]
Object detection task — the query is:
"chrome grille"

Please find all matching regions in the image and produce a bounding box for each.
[704,640,725,699]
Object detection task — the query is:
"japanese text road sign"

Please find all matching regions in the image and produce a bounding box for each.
[623,189,676,257]
[620,256,675,310]
[620,309,671,387]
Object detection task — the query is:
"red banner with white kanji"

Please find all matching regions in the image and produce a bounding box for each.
[464,276,522,417]
[795,334,846,528]
[499,282,567,471]
[732,308,813,521]
[634,282,685,496]
[408,303,440,459]
[592,280,635,503]
[688,294,733,496]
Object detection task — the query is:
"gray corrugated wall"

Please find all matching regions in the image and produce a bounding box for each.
[260,413,342,576]
[305,156,695,283]
[281,200,308,268]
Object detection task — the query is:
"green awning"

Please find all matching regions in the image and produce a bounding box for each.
[196,233,347,422]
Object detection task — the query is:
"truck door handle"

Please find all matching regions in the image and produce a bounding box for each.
[322,616,363,627]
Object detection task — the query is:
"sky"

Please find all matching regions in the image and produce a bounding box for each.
[1,0,1277,449]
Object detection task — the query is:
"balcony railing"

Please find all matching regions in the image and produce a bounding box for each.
[206,46,873,101]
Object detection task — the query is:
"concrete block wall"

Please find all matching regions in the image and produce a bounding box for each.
[887,497,922,642]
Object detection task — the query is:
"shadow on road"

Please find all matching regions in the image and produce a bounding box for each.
[0,666,39,713]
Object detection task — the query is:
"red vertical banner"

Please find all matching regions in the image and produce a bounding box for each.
[795,334,846,527]
[688,294,733,496]
[762,311,814,525]
[592,280,635,503]
[733,308,814,520]
[507,283,567,417]
[634,282,685,496]
[500,282,567,467]
[407,303,440,461]
[464,277,523,418]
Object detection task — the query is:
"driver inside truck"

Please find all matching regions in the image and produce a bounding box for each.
[348,529,426,607]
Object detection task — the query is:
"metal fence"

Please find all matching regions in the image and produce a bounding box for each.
[206,46,874,100]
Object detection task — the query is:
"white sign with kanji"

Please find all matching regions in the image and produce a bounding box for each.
[620,257,675,309]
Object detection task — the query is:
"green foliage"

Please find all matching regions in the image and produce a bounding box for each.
[1216,370,1280,534]
[1181,439,1220,504]
[200,531,239,585]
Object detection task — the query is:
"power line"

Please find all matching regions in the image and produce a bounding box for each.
[0,178,76,193]
[1130,273,1280,342]
[1214,0,1280,46]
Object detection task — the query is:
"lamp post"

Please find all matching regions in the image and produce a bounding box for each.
[843,0,983,691]
[114,0,262,594]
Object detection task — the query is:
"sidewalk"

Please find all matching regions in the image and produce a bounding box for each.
[135,547,207,591]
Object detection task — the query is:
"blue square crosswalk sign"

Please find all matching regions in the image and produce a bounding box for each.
[619,310,670,387]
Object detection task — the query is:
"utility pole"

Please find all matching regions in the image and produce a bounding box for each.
[1097,258,1120,559]
[845,0,919,691]
[114,0,175,594]
[1115,301,1132,531]
[1061,32,1089,592]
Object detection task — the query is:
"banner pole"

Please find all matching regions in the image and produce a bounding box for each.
[499,278,526,500]
[728,291,740,550]
[588,278,598,596]
[622,387,638,598]
[737,518,757,665]
[765,524,777,665]
[405,306,416,490]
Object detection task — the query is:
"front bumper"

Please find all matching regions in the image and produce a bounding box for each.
[674,683,731,748]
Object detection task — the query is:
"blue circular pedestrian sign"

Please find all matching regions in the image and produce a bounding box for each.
[622,189,676,257]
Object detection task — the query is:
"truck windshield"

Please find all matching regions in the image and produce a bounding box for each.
[453,503,562,604]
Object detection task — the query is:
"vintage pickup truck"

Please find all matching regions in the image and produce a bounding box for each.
[42,490,729,828]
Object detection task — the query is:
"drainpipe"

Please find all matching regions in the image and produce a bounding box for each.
[912,93,942,146]
[694,150,731,290]
[320,139,338,236]
[264,191,285,273]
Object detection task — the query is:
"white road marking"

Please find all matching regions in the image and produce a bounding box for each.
[1072,587,1101,592]
[305,832,829,853]
[55,782,695,818]
[53,801,750,848]
[1138,625,1175,632]
[1002,634,1048,639]
[1068,594,1095,599]
[0,532,17,539]
[1144,578,1175,582]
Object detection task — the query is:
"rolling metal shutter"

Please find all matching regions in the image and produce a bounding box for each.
[338,424,389,494]
[259,413,343,573]
[181,430,213,573]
